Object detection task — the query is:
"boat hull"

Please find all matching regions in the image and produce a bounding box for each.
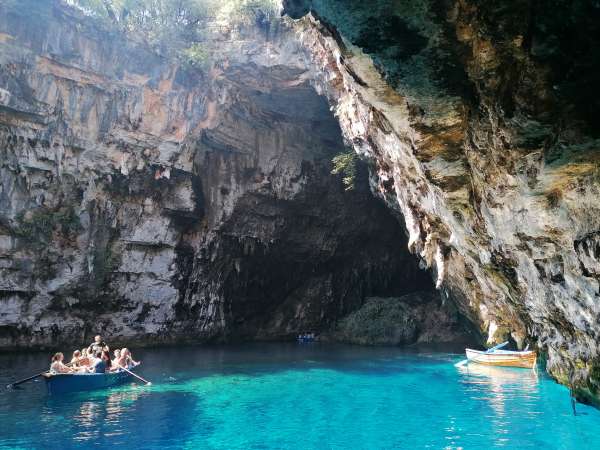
[43,369,135,394]
[465,349,537,369]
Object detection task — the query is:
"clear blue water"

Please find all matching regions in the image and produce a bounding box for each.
[1,343,598,449]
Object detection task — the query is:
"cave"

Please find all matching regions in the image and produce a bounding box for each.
[2,0,600,408]
[0,0,475,352]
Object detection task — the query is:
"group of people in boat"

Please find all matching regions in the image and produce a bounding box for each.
[297,332,316,343]
[50,335,139,375]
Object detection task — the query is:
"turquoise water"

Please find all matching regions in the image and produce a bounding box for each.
[0,343,599,449]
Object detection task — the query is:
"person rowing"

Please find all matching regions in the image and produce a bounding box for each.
[50,353,73,374]
[116,348,138,369]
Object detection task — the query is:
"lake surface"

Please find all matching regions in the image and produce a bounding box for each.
[0,343,598,449]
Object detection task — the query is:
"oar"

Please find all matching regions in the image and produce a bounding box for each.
[6,371,46,389]
[6,361,74,389]
[454,341,509,367]
[119,365,152,386]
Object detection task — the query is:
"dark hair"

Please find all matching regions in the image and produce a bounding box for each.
[102,350,112,368]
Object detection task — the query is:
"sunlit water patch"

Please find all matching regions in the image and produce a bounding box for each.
[1,344,598,449]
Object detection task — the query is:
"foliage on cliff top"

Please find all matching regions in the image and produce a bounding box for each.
[64,0,281,67]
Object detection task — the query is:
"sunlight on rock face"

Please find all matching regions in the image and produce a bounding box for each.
[0,0,437,351]
[2,0,600,407]
[285,0,600,404]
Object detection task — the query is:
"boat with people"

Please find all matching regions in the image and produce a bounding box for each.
[6,334,151,394]
[297,332,316,344]
[42,364,141,394]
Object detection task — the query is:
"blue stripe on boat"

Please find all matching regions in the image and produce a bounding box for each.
[43,367,139,394]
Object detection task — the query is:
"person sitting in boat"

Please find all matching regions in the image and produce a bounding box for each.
[101,350,112,372]
[70,350,94,373]
[116,348,139,369]
[50,352,73,374]
[79,348,91,367]
[110,349,121,370]
[87,335,109,355]
[88,351,107,374]
[70,350,83,368]
[127,348,139,367]
[115,349,127,369]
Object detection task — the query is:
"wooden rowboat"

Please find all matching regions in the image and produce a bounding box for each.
[42,366,139,394]
[465,348,537,369]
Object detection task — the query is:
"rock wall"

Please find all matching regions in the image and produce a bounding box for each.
[0,1,438,349]
[7,0,598,406]
[285,0,600,404]
[325,291,469,346]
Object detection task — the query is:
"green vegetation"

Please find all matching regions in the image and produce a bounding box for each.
[65,0,281,68]
[181,42,211,70]
[331,150,358,191]
[16,206,82,248]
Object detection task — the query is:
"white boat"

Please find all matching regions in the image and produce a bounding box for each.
[465,348,537,369]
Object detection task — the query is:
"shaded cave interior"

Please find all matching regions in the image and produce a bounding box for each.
[169,65,471,344]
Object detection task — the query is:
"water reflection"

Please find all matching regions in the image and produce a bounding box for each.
[458,363,539,396]
[71,389,145,441]
[73,401,102,442]
[457,363,541,446]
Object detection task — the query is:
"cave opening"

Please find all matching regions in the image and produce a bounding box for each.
[0,0,476,351]
[4,1,600,443]
[171,65,451,344]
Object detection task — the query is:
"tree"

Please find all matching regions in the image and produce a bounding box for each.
[65,0,281,67]
[331,150,358,191]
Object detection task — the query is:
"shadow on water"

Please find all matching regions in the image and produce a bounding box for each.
[131,342,466,381]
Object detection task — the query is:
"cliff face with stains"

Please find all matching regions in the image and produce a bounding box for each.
[284,0,600,404]
[0,2,446,349]
[3,0,600,406]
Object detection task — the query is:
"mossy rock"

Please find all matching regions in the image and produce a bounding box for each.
[16,206,82,248]
[332,297,418,345]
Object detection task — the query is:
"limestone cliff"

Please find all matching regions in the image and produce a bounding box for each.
[0,1,436,348]
[285,0,600,404]
[3,0,600,407]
